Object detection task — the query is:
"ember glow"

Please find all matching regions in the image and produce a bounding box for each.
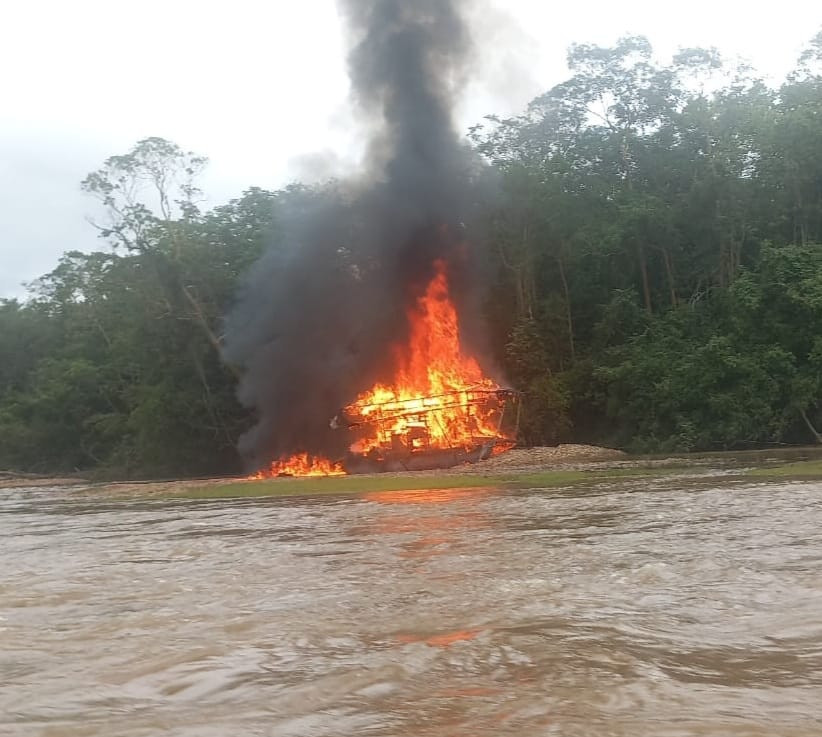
[252,259,516,479]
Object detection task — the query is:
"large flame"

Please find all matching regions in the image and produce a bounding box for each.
[347,259,501,455]
[252,259,509,479]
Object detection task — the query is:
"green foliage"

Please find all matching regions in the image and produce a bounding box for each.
[0,140,282,477]
[472,31,822,452]
[593,244,822,451]
[505,319,571,445]
[4,29,822,476]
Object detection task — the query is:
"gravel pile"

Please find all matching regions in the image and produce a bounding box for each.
[469,444,626,472]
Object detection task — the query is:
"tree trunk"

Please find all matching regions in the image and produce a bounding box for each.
[658,246,677,307]
[522,225,535,320]
[556,251,575,361]
[800,408,822,445]
[718,239,728,288]
[637,244,652,313]
[498,225,534,321]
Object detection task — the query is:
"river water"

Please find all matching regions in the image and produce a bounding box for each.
[2,476,822,736]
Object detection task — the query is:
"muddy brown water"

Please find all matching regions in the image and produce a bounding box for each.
[2,476,822,736]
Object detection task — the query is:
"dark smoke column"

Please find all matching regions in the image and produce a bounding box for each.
[222,0,487,471]
[342,0,471,224]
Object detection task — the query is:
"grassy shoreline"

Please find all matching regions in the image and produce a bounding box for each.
[15,446,822,501]
[143,453,822,500]
[746,459,822,478]
[177,467,668,500]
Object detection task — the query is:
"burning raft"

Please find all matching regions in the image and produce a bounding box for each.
[332,387,520,474]
[255,260,521,478]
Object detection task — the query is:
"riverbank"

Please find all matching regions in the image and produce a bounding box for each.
[6,444,822,501]
[0,471,88,490]
[178,447,822,498]
[66,465,665,501]
[180,466,668,500]
[747,459,822,477]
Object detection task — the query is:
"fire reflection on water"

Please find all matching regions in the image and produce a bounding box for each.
[359,487,493,558]
[359,487,493,652]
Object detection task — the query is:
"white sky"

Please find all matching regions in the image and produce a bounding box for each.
[1,0,820,297]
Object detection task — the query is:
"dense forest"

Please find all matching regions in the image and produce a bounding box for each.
[2,34,822,478]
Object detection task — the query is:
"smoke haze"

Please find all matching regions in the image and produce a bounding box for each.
[223,0,495,470]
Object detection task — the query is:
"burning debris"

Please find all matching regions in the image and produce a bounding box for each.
[258,383,519,478]
[255,259,520,477]
[337,388,519,473]
[224,1,515,477]
[248,453,345,479]
[334,258,519,472]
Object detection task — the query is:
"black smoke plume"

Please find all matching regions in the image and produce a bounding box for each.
[223,0,495,470]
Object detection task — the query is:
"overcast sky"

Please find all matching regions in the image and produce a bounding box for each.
[2,0,820,298]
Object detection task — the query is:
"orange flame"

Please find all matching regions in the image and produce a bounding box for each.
[252,258,511,479]
[249,452,345,479]
[347,259,503,454]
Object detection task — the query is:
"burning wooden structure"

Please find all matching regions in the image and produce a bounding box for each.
[253,259,521,478]
[334,387,520,473]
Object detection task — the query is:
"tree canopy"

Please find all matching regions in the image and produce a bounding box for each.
[2,33,822,477]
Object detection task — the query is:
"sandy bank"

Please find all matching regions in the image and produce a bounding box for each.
[1,444,626,499]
